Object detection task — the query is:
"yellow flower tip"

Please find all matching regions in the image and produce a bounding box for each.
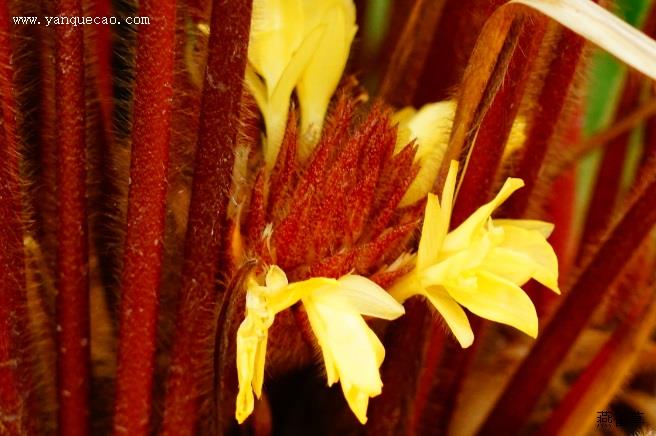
[235,389,254,424]
[506,177,525,190]
[460,334,474,348]
[342,386,371,424]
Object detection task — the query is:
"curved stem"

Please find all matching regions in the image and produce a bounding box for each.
[453,16,546,226]
[503,25,587,217]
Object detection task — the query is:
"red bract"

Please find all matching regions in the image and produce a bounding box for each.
[240,93,420,282]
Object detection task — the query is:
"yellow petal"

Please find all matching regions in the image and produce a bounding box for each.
[297,1,357,160]
[423,286,474,348]
[445,271,538,338]
[265,264,289,289]
[235,319,258,423]
[496,224,561,294]
[303,297,339,385]
[249,0,304,92]
[336,275,405,320]
[263,25,325,168]
[478,247,535,287]
[417,194,441,270]
[268,277,336,313]
[493,218,554,238]
[396,102,455,207]
[387,270,423,303]
[443,177,524,252]
[304,291,383,394]
[340,381,371,424]
[421,232,493,286]
[251,331,268,398]
[416,161,458,270]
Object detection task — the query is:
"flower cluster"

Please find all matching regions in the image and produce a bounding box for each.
[236,266,404,423]
[233,0,560,425]
[389,161,560,348]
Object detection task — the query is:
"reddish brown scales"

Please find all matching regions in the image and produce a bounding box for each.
[245,171,268,261]
[268,110,299,218]
[348,111,395,242]
[240,91,423,285]
[367,143,420,240]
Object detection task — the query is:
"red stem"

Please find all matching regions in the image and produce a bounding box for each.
[409,21,547,433]
[538,280,656,436]
[112,0,176,434]
[54,0,90,434]
[161,1,252,433]
[504,26,588,217]
[378,0,446,106]
[88,0,121,318]
[367,300,434,435]
[415,0,505,104]
[637,6,656,176]
[91,0,113,147]
[453,17,546,226]
[34,2,58,275]
[577,71,641,260]
[478,156,656,435]
[534,104,582,318]
[0,2,35,433]
[538,168,576,317]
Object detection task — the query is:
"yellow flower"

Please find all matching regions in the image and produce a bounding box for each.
[389,161,560,348]
[246,0,357,169]
[235,266,404,424]
[393,102,526,207]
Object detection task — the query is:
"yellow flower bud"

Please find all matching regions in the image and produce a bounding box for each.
[246,0,357,169]
[393,102,526,208]
[296,0,357,160]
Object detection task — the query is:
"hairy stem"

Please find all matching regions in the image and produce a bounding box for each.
[161,1,252,433]
[378,0,446,106]
[453,17,546,225]
[54,0,90,433]
[479,155,656,435]
[578,71,642,261]
[0,1,35,433]
[504,24,588,217]
[112,0,176,434]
